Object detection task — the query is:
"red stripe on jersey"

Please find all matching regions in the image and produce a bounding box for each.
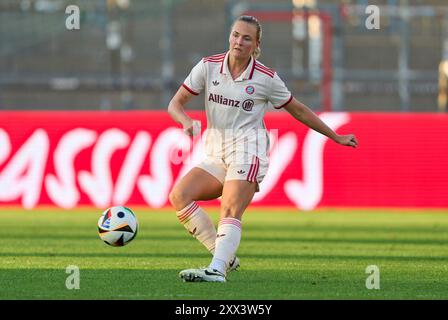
[203,52,226,65]
[274,95,293,109]
[247,155,255,182]
[247,156,260,182]
[249,157,259,182]
[204,52,226,60]
[249,59,256,80]
[204,57,224,61]
[203,55,225,61]
[182,84,199,96]
[254,66,274,78]
[203,58,224,64]
[204,57,225,62]
[255,66,274,77]
[255,62,275,75]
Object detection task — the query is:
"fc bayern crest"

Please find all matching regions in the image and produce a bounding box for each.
[245,85,255,95]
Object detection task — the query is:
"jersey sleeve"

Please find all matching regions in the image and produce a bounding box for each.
[268,73,293,109]
[182,60,206,96]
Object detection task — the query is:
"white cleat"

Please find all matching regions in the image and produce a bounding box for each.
[179,267,226,283]
[227,256,240,273]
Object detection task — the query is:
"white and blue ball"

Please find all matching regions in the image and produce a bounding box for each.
[97,206,138,247]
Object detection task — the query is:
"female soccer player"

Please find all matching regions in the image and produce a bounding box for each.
[168,15,358,282]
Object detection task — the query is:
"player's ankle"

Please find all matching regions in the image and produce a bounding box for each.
[209,258,227,275]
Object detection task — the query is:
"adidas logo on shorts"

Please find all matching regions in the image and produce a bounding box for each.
[237,170,245,174]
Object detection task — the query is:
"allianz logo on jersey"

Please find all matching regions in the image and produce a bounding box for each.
[208,93,254,111]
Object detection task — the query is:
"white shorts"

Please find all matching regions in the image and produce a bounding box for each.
[196,154,268,192]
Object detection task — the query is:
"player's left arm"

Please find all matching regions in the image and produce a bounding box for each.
[283,98,359,148]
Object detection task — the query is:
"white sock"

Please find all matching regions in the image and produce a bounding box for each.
[209,218,242,274]
[176,202,217,253]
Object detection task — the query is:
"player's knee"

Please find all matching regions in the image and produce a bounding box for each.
[169,187,191,211]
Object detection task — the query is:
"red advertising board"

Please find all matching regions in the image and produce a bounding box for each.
[0,111,447,209]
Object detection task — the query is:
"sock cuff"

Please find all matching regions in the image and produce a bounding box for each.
[219,217,242,230]
[176,201,199,223]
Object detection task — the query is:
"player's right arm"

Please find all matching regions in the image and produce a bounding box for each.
[168,86,197,136]
[168,59,206,136]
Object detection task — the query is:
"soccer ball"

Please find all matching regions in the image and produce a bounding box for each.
[97,206,138,247]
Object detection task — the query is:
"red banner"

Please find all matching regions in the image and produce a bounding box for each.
[0,111,447,209]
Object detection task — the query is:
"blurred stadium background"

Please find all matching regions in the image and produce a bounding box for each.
[2,0,448,112]
[1,0,448,301]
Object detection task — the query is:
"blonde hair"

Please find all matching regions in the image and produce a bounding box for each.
[232,15,262,59]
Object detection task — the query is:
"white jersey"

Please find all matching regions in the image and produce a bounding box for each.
[183,51,292,163]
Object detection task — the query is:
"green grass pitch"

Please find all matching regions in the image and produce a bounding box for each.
[0,207,447,300]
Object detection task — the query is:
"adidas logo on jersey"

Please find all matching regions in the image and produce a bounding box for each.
[212,80,220,86]
[237,170,246,174]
